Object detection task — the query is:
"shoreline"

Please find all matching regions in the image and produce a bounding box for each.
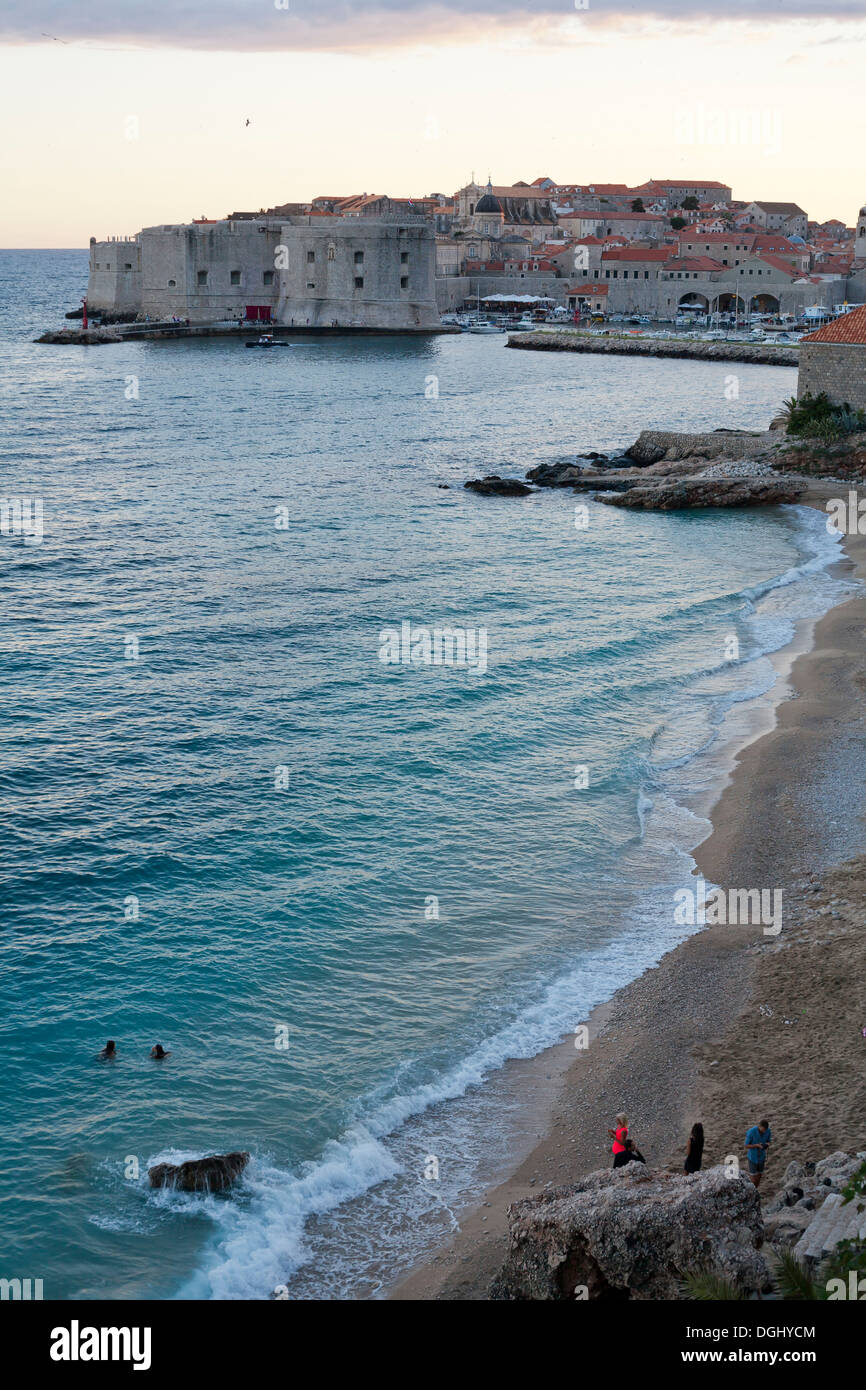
[390,480,866,1300]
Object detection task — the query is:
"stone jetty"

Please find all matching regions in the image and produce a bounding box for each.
[506,330,799,367]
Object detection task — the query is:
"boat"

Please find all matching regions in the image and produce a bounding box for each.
[245,334,289,348]
[467,321,506,334]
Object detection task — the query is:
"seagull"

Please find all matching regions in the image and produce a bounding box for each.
[42,33,68,42]
[245,119,251,127]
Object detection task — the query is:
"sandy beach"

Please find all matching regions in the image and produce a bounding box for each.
[392,481,866,1300]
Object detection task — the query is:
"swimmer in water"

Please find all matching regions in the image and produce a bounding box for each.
[150,1044,171,1059]
[99,1040,117,1059]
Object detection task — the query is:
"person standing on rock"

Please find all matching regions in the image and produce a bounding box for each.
[608,1112,629,1168]
[745,1119,772,1186]
[684,1123,704,1174]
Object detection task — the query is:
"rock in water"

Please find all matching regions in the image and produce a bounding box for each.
[464,475,532,496]
[490,1165,770,1300]
[596,475,806,510]
[148,1151,250,1193]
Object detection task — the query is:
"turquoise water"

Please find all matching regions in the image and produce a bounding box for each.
[0,252,850,1299]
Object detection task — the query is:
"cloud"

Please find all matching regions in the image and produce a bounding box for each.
[9,0,866,53]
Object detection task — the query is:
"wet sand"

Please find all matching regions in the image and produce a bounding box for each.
[391,482,866,1300]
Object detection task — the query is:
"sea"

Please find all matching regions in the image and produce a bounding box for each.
[0,250,856,1299]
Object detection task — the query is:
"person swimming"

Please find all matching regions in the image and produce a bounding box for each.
[99,1040,117,1059]
[150,1044,171,1059]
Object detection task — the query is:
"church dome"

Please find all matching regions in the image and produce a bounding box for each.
[474,192,502,215]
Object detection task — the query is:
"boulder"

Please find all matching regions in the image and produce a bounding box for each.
[464,475,533,497]
[490,1165,770,1301]
[525,461,596,487]
[763,1208,814,1248]
[596,475,806,511]
[526,461,639,490]
[148,1151,250,1193]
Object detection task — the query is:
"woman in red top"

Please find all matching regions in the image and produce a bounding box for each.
[608,1112,629,1168]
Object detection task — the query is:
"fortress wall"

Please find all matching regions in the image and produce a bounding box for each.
[275,220,440,329]
[87,240,142,313]
[140,223,282,322]
[87,218,441,328]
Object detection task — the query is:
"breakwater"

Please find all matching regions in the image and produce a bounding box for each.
[36,322,459,345]
[506,330,799,367]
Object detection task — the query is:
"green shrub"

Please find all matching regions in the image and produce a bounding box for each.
[781,392,866,442]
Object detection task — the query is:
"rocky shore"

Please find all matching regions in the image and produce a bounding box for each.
[490,1150,865,1300]
[463,427,866,508]
[506,330,799,367]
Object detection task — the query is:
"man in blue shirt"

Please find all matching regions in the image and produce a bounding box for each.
[745,1120,772,1187]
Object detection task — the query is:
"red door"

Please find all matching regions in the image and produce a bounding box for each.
[245,305,272,323]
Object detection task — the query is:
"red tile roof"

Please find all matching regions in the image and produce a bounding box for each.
[603,247,670,261]
[665,256,725,272]
[801,307,866,344]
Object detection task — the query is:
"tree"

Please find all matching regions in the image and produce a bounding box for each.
[631,198,645,212]
[681,196,700,211]
[670,216,687,230]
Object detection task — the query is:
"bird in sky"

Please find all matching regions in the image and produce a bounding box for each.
[245,119,251,127]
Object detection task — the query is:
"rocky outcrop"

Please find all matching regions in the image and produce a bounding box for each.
[526,461,637,490]
[464,475,533,496]
[490,1165,770,1301]
[770,434,866,481]
[597,475,806,511]
[506,331,799,367]
[626,429,773,465]
[148,1151,250,1193]
[36,329,123,345]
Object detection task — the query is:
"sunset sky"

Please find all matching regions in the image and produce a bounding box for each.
[1,1,865,246]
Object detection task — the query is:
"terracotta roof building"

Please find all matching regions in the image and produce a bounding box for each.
[798,306,866,409]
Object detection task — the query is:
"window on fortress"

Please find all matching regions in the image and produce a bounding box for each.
[168,279,176,288]
[354,251,364,265]
[401,277,409,289]
[307,251,316,264]
[197,270,208,285]
[354,277,364,289]
[263,271,274,286]
[125,263,132,270]
[231,270,241,285]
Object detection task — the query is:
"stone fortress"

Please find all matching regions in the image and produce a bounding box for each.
[87,214,440,330]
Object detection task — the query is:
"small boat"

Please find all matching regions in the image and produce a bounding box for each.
[467,321,505,334]
[245,334,289,348]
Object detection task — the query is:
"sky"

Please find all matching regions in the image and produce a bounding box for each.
[1,1,865,245]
